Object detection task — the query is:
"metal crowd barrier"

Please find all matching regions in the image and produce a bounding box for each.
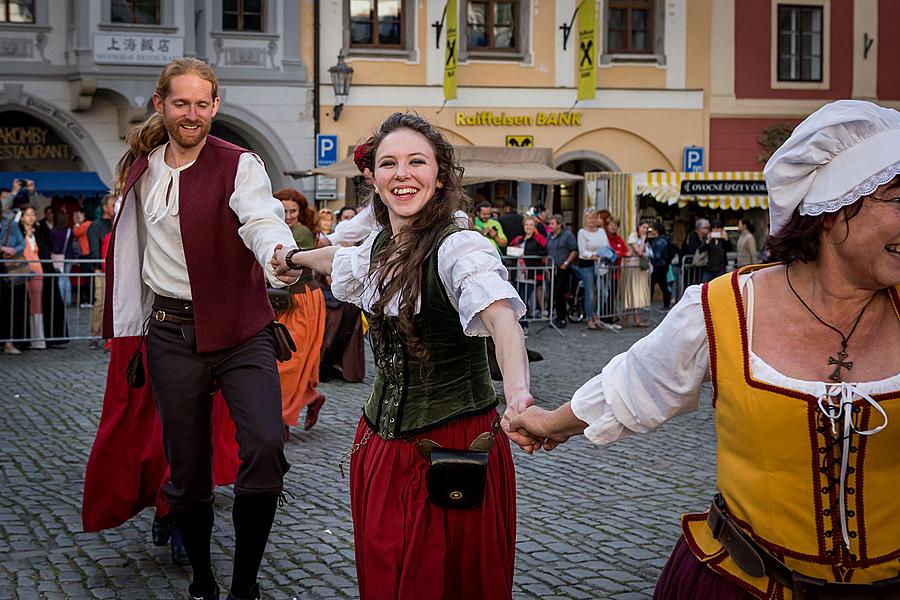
[569,262,656,331]
[0,258,104,344]
[501,254,561,336]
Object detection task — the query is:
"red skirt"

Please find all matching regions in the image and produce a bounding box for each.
[349,410,516,600]
[82,336,240,531]
[654,537,753,599]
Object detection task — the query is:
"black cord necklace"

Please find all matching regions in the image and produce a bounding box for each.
[785,266,878,382]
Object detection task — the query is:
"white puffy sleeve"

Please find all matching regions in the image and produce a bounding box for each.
[437,230,527,336]
[229,153,297,287]
[570,284,710,445]
[330,230,379,307]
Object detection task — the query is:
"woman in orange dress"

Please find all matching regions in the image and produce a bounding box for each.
[275,189,327,437]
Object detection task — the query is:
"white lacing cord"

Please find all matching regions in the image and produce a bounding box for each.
[816,384,888,548]
[800,160,900,217]
[143,168,179,224]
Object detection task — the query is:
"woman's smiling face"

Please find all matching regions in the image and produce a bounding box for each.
[371,128,441,230]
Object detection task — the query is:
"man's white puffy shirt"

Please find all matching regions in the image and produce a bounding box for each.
[138,144,294,299]
[331,229,526,336]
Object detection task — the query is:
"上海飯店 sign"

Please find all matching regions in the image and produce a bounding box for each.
[680,180,767,195]
[455,111,583,127]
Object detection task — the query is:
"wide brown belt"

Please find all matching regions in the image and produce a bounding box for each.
[707,494,900,600]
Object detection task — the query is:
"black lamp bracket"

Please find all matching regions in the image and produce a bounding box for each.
[432,1,450,50]
[560,1,582,51]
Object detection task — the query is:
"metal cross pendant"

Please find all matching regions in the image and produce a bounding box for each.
[827,351,853,382]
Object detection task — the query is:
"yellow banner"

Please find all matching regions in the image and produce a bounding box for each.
[576,0,596,101]
[444,0,458,101]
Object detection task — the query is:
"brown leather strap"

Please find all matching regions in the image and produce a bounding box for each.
[706,494,900,599]
[152,309,194,325]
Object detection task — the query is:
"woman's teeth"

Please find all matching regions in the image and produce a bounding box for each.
[887,244,900,256]
[392,187,418,196]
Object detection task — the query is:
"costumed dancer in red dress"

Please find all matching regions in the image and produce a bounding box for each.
[272,113,542,599]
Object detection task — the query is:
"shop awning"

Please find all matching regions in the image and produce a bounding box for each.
[634,171,768,210]
[1,171,110,196]
[306,146,583,186]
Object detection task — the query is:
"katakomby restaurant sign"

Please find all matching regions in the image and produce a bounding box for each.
[680,180,767,195]
[94,34,183,66]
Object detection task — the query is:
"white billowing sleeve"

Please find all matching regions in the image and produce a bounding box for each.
[437,230,526,336]
[570,284,710,445]
[328,204,378,246]
[229,153,297,287]
[330,230,379,307]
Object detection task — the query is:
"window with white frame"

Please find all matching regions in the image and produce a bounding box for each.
[350,0,403,48]
[607,0,654,54]
[777,4,823,82]
[0,0,34,23]
[111,0,160,24]
[459,0,529,61]
[223,0,265,32]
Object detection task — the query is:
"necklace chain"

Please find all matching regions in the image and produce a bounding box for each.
[785,266,877,381]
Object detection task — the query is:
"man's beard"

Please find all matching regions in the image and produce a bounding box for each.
[164,115,211,149]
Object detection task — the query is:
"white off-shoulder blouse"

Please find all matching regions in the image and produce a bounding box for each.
[331,228,527,336]
[570,274,899,446]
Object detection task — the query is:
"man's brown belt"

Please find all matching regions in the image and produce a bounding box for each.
[152,309,194,325]
[707,494,900,599]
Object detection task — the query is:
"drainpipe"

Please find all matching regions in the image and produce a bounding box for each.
[313,0,320,138]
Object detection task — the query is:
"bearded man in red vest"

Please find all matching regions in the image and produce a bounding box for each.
[102,58,299,600]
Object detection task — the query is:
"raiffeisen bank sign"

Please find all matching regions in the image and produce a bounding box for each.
[455,111,584,127]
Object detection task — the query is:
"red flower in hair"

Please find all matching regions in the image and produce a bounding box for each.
[353,137,375,173]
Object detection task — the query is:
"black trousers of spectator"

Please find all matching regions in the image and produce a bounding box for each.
[650,266,672,309]
[0,281,28,341]
[147,295,288,594]
[553,267,571,322]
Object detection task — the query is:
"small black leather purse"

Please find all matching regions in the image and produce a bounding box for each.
[416,415,500,510]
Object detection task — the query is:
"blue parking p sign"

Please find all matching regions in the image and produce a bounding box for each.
[683,146,704,172]
[316,134,338,168]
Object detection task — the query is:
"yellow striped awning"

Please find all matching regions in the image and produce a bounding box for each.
[634,171,768,210]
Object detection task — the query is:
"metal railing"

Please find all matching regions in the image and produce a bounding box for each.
[1,258,104,344]
[501,254,561,336]
[566,262,656,331]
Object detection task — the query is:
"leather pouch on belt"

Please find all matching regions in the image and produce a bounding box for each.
[419,430,495,510]
[272,321,297,362]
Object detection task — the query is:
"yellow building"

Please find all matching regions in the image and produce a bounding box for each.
[311,0,711,230]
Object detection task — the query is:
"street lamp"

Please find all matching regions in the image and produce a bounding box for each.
[328,53,354,121]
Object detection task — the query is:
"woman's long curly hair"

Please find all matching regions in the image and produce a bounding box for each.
[274,188,318,237]
[360,112,468,364]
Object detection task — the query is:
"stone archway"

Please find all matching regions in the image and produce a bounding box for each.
[212,104,299,191]
[0,86,114,184]
[552,150,617,230]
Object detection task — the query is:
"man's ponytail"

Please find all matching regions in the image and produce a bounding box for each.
[113,113,168,194]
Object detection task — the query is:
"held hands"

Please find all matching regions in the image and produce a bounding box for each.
[270,243,302,283]
[507,403,586,452]
[501,390,544,454]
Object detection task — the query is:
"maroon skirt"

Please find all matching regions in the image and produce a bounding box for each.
[349,410,516,600]
[654,537,754,599]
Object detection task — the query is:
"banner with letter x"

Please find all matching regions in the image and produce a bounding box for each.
[576,0,596,101]
[444,0,458,101]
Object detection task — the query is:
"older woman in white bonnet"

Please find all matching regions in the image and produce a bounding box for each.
[508,99,900,599]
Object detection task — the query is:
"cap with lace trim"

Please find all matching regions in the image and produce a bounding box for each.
[763,100,900,236]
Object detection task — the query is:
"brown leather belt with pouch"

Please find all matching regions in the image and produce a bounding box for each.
[707,494,900,599]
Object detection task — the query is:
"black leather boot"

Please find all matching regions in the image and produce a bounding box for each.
[226,583,259,600]
[151,512,172,546]
[187,581,220,600]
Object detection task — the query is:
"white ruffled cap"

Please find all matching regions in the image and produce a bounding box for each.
[764,100,900,236]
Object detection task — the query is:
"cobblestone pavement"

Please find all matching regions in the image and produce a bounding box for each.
[0,311,716,599]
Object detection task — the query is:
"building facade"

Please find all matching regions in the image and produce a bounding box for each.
[317,0,712,229]
[0,0,313,194]
[709,0,900,171]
